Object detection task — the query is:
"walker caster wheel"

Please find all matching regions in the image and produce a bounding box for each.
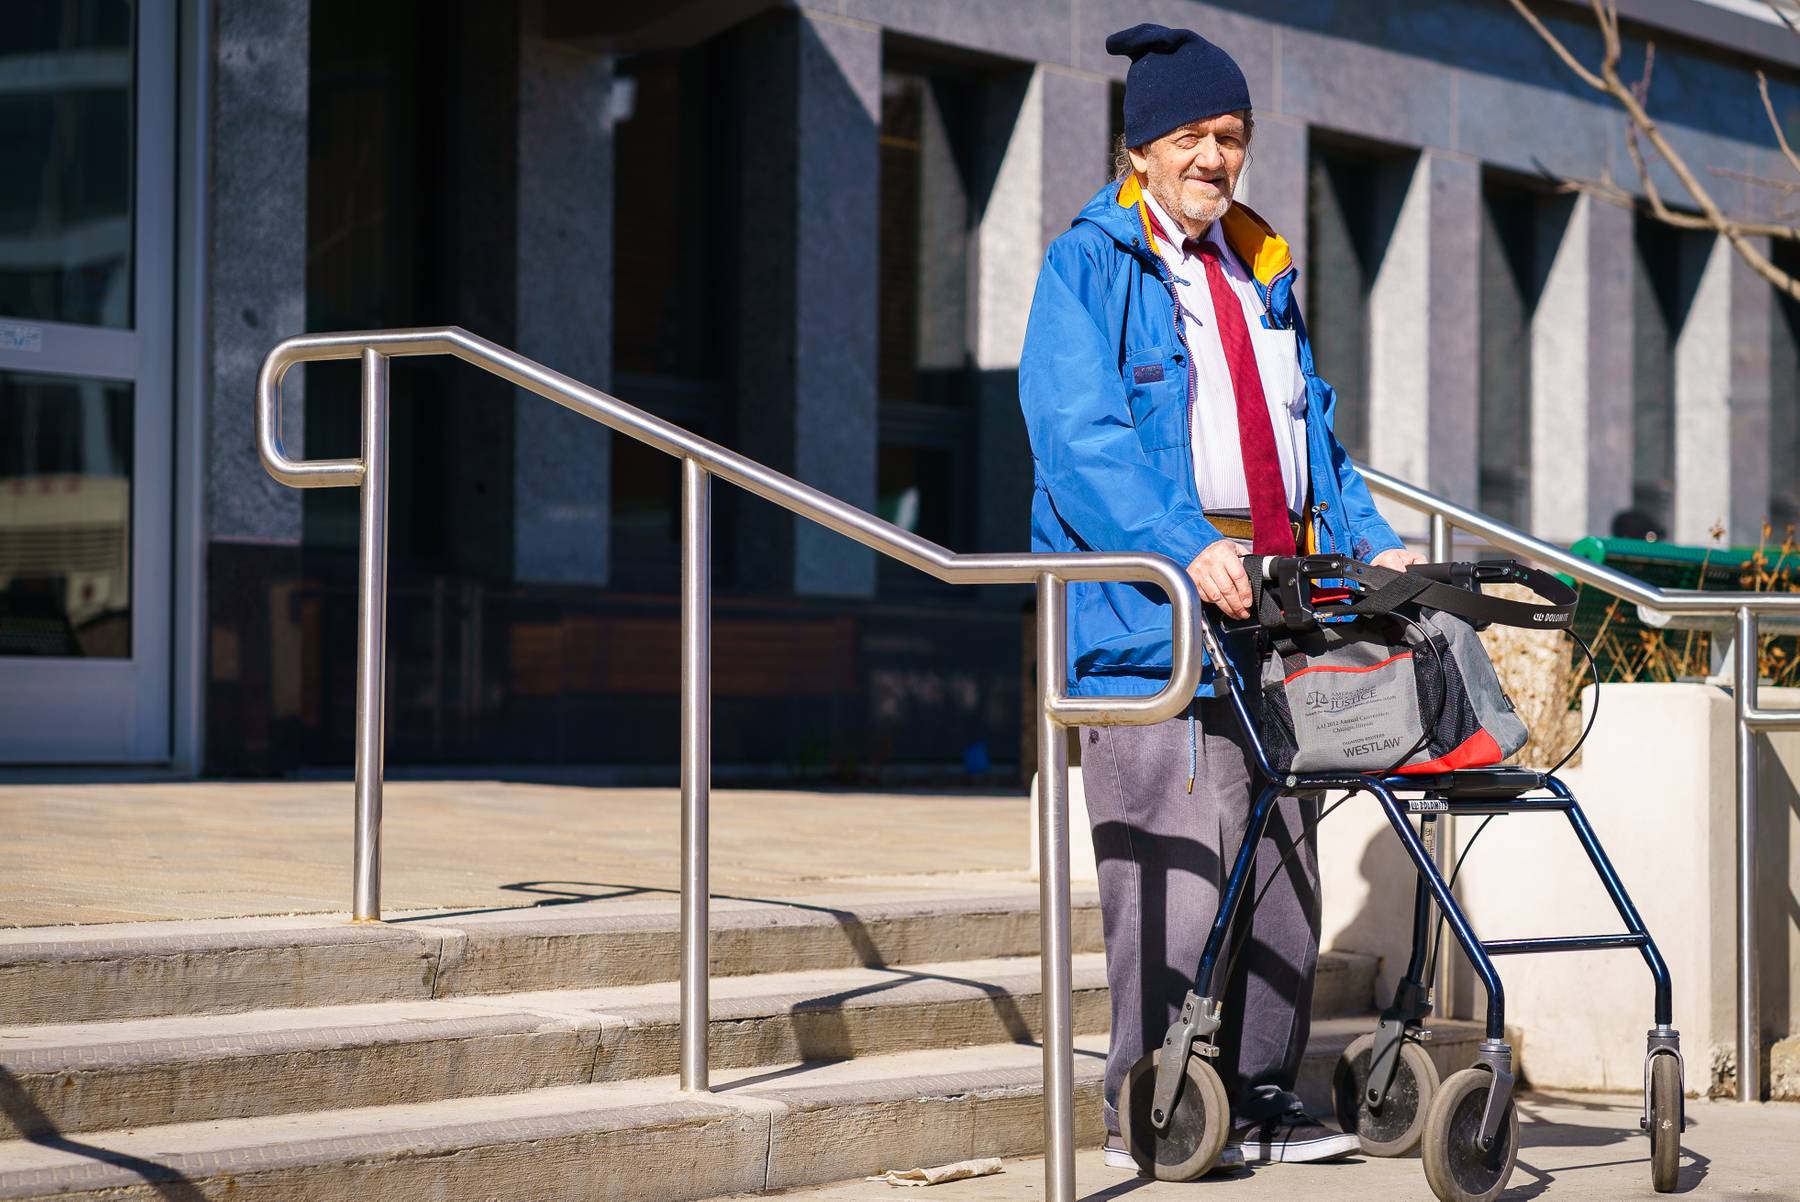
[1121,1049,1231,1181]
[1334,1030,1440,1156]
[1421,1068,1519,1202]
[1648,1052,1682,1192]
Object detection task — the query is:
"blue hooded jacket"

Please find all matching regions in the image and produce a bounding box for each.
[1019,174,1404,697]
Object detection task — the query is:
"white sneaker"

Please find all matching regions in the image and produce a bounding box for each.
[1231,1113,1361,1164]
[1102,1134,1246,1173]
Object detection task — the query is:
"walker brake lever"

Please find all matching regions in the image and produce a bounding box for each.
[1274,560,1314,633]
[1469,559,1527,585]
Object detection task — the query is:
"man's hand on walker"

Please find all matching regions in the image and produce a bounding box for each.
[1371,547,1427,572]
[1188,540,1254,619]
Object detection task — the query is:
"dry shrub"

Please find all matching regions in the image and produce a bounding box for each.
[1585,523,1800,687]
[1476,583,1584,769]
[1474,524,1800,771]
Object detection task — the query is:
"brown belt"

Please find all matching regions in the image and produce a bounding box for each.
[1211,513,1304,547]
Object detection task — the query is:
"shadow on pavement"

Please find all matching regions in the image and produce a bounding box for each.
[1508,1093,1711,1197]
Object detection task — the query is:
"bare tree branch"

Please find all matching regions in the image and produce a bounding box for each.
[1764,0,1800,40]
[1757,71,1800,179]
[1709,163,1800,194]
[1556,169,1800,235]
[1508,0,1800,299]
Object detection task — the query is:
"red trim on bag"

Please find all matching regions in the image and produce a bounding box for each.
[1283,650,1412,685]
[1394,728,1505,775]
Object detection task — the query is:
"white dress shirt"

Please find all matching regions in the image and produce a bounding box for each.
[1142,190,1309,519]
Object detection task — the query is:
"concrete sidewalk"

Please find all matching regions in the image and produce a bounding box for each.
[0,780,1030,926]
[724,1091,1800,1200]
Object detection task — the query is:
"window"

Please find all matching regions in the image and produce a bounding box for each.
[0,0,133,328]
[0,0,136,659]
[876,63,981,569]
[878,69,977,415]
[612,47,728,387]
[0,372,132,656]
[1477,175,1568,529]
[610,43,736,586]
[307,0,520,578]
[1771,239,1800,535]
[0,0,178,762]
[1305,139,1407,459]
[1631,216,1707,536]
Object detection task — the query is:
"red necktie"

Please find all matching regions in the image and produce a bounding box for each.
[1192,239,1296,556]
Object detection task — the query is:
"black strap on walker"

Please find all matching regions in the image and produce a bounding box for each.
[1246,554,1577,635]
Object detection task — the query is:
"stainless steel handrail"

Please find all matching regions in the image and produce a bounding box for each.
[256,325,1206,1202]
[1362,465,1800,1104]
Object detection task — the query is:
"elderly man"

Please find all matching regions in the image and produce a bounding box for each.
[1018,23,1420,1171]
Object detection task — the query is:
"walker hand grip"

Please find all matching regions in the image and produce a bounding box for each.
[1405,561,1459,583]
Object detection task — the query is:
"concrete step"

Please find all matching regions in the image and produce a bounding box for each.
[1311,947,1378,1019]
[0,886,1105,1025]
[0,1021,1496,1202]
[0,954,1110,1138]
[0,1041,1108,1202]
[0,944,1374,1139]
[0,887,1376,1029]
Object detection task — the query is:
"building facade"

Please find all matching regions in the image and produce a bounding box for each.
[3,0,1798,776]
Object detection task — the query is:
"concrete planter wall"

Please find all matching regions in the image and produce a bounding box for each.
[1321,683,1800,1095]
[1037,684,1800,1096]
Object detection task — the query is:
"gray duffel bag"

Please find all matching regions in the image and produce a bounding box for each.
[1246,557,1576,777]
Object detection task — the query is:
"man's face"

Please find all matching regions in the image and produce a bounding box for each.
[1127,111,1250,232]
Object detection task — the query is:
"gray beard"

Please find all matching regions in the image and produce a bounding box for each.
[1147,174,1232,234]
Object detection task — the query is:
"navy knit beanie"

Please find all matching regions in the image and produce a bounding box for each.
[1106,23,1251,147]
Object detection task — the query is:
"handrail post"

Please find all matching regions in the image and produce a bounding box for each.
[1036,574,1075,1202]
[352,348,391,922]
[1427,513,1456,1017]
[1734,606,1762,1102]
[680,458,712,1092]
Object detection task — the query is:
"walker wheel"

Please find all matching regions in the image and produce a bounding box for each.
[1334,1031,1440,1156]
[1421,1068,1519,1202]
[1648,1053,1682,1192]
[1121,1049,1231,1181]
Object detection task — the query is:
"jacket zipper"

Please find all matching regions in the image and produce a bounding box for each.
[1252,263,1296,329]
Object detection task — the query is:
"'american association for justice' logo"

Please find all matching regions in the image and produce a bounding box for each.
[1302,682,1380,714]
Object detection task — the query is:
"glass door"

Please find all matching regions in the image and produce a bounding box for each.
[0,0,173,762]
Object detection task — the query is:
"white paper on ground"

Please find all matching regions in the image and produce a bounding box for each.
[867,1158,1005,1186]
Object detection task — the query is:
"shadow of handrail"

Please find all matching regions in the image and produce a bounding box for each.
[0,1067,208,1200]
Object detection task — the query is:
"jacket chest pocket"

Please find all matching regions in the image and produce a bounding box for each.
[1123,345,1187,451]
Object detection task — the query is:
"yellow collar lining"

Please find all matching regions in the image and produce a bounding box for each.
[1115,173,1293,287]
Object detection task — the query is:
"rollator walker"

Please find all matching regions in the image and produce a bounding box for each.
[1120,555,1685,1202]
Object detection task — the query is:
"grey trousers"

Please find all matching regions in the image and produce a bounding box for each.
[1083,696,1321,1134]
